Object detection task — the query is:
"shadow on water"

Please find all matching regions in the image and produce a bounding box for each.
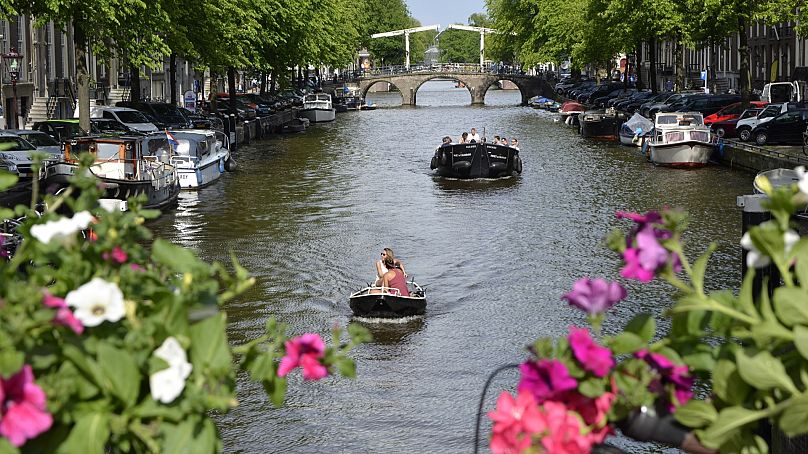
[432,175,522,193]
[350,316,425,345]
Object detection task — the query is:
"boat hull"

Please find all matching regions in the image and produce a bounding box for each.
[580,117,622,141]
[177,158,226,189]
[430,143,522,179]
[299,108,336,123]
[349,287,426,318]
[648,142,713,167]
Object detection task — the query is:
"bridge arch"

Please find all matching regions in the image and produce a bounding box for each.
[411,75,474,106]
[361,79,404,104]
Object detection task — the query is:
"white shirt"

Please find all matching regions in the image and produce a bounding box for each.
[468,132,481,142]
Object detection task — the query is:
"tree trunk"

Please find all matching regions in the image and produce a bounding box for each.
[635,42,644,91]
[259,71,266,95]
[209,72,217,112]
[297,67,303,88]
[169,54,177,105]
[649,37,658,93]
[227,67,237,114]
[674,34,685,92]
[709,40,718,93]
[270,70,277,95]
[130,63,141,102]
[74,21,90,132]
[739,16,751,108]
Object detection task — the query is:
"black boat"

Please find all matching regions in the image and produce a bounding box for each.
[430,142,522,179]
[579,108,626,141]
[349,281,426,318]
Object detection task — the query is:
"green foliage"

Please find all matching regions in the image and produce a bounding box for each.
[0,164,367,451]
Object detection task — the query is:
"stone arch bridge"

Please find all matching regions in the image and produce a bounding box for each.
[358,72,555,106]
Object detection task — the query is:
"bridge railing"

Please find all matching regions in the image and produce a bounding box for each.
[359,63,528,78]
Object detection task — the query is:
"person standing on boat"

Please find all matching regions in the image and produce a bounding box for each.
[468,128,481,143]
[381,254,410,297]
[510,138,520,150]
[459,132,469,144]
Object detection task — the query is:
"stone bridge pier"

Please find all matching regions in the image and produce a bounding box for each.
[359,72,556,106]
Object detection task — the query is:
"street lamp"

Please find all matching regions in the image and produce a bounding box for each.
[3,48,24,129]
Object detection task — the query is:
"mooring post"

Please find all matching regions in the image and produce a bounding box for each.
[737,193,779,300]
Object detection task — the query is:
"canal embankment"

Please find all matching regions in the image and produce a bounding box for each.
[714,140,808,173]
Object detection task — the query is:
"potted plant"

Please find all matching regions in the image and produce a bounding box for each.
[486,168,808,453]
[0,156,369,452]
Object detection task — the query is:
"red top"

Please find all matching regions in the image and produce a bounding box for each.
[387,268,410,297]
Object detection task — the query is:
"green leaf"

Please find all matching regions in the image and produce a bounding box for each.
[162,418,217,454]
[0,437,20,454]
[750,319,794,346]
[778,394,808,437]
[674,399,718,429]
[712,360,750,406]
[623,313,655,343]
[336,357,356,378]
[0,350,24,378]
[736,350,798,394]
[131,399,184,421]
[690,243,716,293]
[0,171,18,191]
[189,313,232,373]
[773,287,808,327]
[151,238,201,273]
[263,376,287,407]
[606,332,645,355]
[697,406,768,449]
[577,377,606,398]
[719,431,769,454]
[97,344,140,407]
[0,208,12,220]
[57,413,110,454]
[795,325,808,361]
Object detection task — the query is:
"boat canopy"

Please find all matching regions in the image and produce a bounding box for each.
[655,112,704,127]
[624,113,654,136]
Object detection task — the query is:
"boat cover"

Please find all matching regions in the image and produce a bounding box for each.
[624,113,654,137]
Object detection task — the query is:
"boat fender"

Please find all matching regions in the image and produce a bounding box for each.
[196,169,203,184]
[430,156,437,170]
[440,151,448,166]
[225,157,237,172]
[515,157,522,173]
[219,158,226,173]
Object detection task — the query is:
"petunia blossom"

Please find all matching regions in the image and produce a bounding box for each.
[102,246,128,264]
[517,359,578,404]
[795,166,808,196]
[29,211,93,245]
[65,277,125,327]
[740,232,771,268]
[562,278,626,315]
[539,401,593,454]
[0,365,53,447]
[615,210,662,226]
[278,333,328,380]
[568,327,614,377]
[488,390,545,454]
[636,350,694,408]
[42,292,84,335]
[149,337,193,404]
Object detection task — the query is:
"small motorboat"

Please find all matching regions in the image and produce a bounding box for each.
[579,107,627,141]
[619,113,654,147]
[349,281,426,318]
[754,168,800,194]
[647,112,713,168]
[430,142,522,179]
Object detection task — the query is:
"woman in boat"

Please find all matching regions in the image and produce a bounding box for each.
[374,248,406,286]
[381,255,410,297]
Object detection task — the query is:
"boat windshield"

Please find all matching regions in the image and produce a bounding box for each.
[657,114,703,126]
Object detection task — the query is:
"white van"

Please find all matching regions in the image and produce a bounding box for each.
[74,106,158,133]
[761,81,808,103]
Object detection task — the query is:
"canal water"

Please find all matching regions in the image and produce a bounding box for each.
[150,80,753,453]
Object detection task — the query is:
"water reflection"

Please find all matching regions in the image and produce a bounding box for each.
[350,317,425,345]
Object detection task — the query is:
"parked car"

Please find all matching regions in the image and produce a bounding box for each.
[736,102,805,141]
[213,94,257,121]
[750,109,808,145]
[76,106,158,133]
[4,129,62,156]
[90,118,139,135]
[672,95,742,117]
[32,119,91,141]
[237,94,274,117]
[115,101,192,129]
[710,108,763,138]
[703,101,768,125]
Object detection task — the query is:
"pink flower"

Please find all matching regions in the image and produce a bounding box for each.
[102,246,128,264]
[562,278,627,315]
[42,292,84,335]
[278,333,328,380]
[130,263,144,272]
[616,210,662,225]
[568,327,614,377]
[0,365,53,447]
[620,248,656,282]
[539,401,593,454]
[621,225,681,282]
[518,360,578,404]
[488,390,545,454]
[636,350,694,408]
[565,391,616,442]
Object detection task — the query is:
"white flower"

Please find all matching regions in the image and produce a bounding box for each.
[65,277,125,327]
[150,337,192,404]
[741,232,770,269]
[30,211,93,245]
[795,166,808,196]
[741,229,800,269]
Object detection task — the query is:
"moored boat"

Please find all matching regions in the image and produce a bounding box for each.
[579,108,626,141]
[430,142,522,179]
[753,168,800,194]
[647,112,713,168]
[47,134,181,210]
[167,129,232,189]
[619,113,654,147]
[299,93,336,123]
[349,281,426,318]
[558,101,585,126]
